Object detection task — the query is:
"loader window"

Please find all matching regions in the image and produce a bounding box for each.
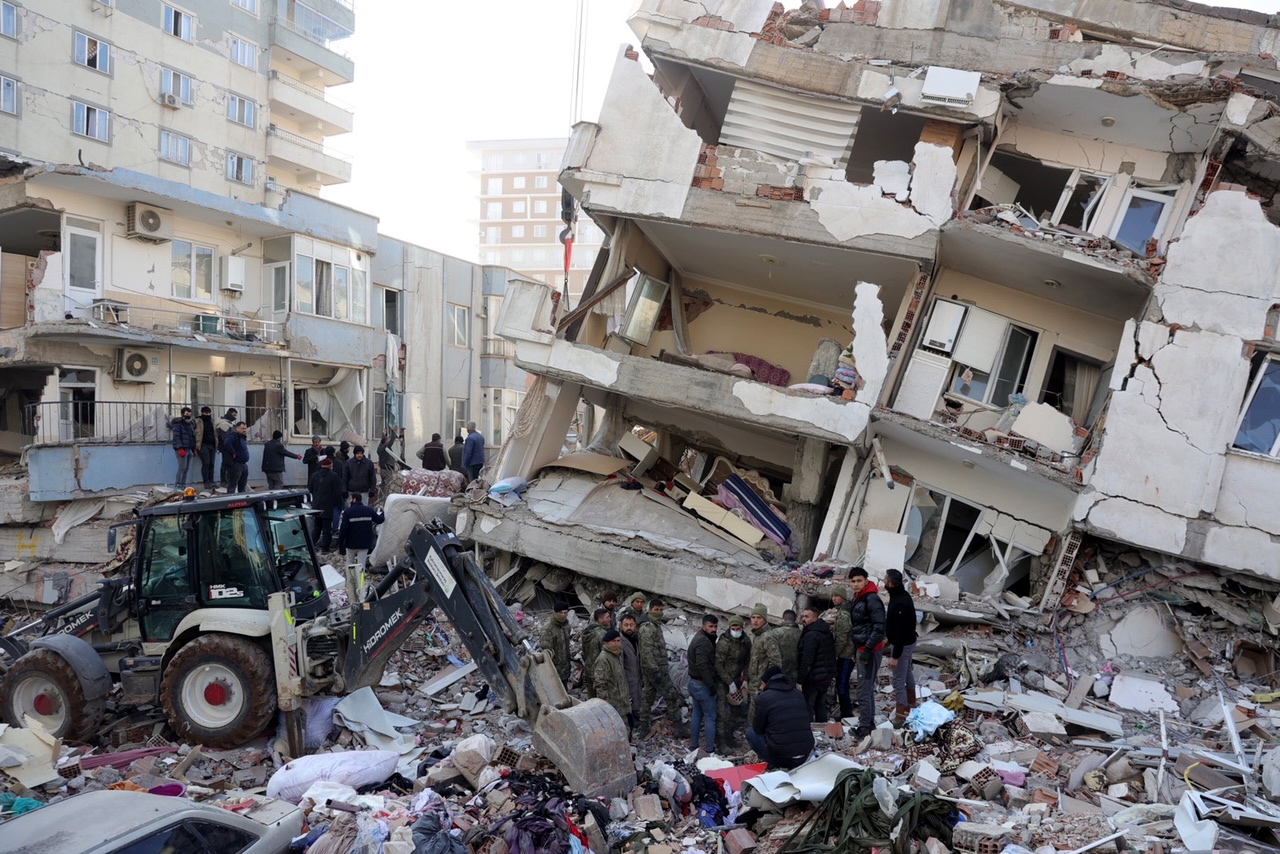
[194,508,275,609]
[138,515,193,641]
[265,510,325,603]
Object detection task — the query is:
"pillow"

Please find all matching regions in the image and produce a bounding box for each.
[788,383,835,395]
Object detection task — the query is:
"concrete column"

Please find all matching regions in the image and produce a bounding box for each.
[492,379,582,482]
[787,437,831,561]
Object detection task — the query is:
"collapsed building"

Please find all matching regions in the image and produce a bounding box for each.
[470,0,1280,615]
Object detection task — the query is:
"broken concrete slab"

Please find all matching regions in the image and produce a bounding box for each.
[1109,673,1180,715]
[1099,606,1183,659]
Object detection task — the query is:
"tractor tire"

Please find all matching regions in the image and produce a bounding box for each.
[0,648,105,742]
[160,634,277,748]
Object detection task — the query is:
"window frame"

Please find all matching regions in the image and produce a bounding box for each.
[171,239,215,301]
[512,176,526,190]
[534,175,549,189]
[159,129,191,166]
[379,287,401,335]
[163,4,194,42]
[227,93,256,128]
[1049,168,1108,232]
[533,224,547,238]
[1110,182,1179,255]
[161,67,193,105]
[226,151,254,185]
[948,316,1039,408]
[1232,354,1280,458]
[532,199,548,215]
[510,225,525,239]
[448,304,470,347]
[228,35,257,70]
[484,201,502,220]
[1,2,16,40]
[0,74,16,115]
[512,200,526,215]
[447,398,468,441]
[72,101,110,143]
[231,0,259,15]
[74,32,112,74]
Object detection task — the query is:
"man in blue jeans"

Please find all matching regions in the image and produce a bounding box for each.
[686,614,719,754]
[462,421,485,482]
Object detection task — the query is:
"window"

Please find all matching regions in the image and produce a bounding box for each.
[448,304,469,347]
[533,224,547,238]
[1113,184,1178,255]
[172,240,214,300]
[314,259,332,317]
[161,68,193,104]
[232,0,258,13]
[163,5,193,41]
[484,226,500,244]
[371,390,386,439]
[533,200,548,215]
[74,33,110,73]
[1233,356,1280,457]
[945,304,1039,407]
[66,219,101,296]
[229,37,257,70]
[486,177,502,195]
[619,274,669,346]
[512,201,526,214]
[484,154,503,170]
[511,225,525,239]
[1,2,16,39]
[535,175,549,189]
[485,202,502,220]
[512,176,526,189]
[0,75,15,115]
[168,373,212,408]
[447,398,468,441]
[226,152,253,184]
[295,256,313,313]
[227,94,255,128]
[72,102,109,142]
[378,287,401,335]
[159,130,190,165]
[351,269,367,324]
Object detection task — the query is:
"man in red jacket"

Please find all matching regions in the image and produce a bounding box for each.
[848,566,887,737]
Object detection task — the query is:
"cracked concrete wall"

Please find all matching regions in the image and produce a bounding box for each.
[578,47,702,219]
[1075,193,1280,580]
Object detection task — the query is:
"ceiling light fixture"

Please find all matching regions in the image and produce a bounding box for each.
[760,254,782,279]
[1043,278,1062,289]
[1101,116,1116,127]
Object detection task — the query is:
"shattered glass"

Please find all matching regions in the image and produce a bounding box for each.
[1234,359,1280,455]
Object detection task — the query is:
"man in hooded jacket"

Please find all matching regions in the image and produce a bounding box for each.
[849,566,887,737]
[797,605,836,723]
[747,666,815,770]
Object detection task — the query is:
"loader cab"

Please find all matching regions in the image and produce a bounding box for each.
[131,492,329,641]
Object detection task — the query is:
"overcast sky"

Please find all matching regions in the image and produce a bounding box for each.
[323,0,1279,262]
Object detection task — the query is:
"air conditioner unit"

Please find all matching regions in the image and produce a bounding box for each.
[160,92,180,108]
[125,202,173,242]
[116,348,161,383]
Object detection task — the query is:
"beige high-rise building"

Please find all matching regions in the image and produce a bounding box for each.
[468,138,605,305]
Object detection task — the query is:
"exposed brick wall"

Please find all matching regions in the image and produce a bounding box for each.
[691,143,724,191]
[757,185,806,201]
[821,1,881,25]
[691,15,734,31]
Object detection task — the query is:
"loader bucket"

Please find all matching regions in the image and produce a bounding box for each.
[532,698,635,800]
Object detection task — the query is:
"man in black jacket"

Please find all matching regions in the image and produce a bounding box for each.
[197,406,217,490]
[302,434,326,479]
[686,614,719,753]
[222,421,250,493]
[849,567,887,737]
[261,430,301,490]
[447,435,465,474]
[308,457,344,550]
[747,666,814,770]
[169,407,197,489]
[345,445,378,503]
[336,493,385,601]
[417,433,449,472]
[797,605,836,723]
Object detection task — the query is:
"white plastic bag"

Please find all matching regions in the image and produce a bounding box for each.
[266,749,399,803]
[903,700,955,742]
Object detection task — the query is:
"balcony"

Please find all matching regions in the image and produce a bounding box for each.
[267,124,352,186]
[268,70,354,135]
[269,15,354,85]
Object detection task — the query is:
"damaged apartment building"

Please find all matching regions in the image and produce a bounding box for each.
[472,0,1280,614]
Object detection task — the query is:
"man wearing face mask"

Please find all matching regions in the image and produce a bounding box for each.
[169,406,197,489]
[539,602,572,685]
[715,614,752,752]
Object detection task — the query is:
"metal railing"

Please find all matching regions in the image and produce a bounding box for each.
[270,15,352,60]
[23,401,288,446]
[90,300,284,345]
[267,124,352,161]
[267,70,353,111]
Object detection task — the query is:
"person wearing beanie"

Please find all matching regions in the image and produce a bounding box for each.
[308,456,344,551]
[830,585,856,720]
[580,607,614,699]
[620,591,649,628]
[715,614,752,751]
[747,665,814,770]
[215,408,238,489]
[594,628,632,729]
[746,604,781,721]
[883,568,919,726]
[539,602,572,685]
[637,599,685,738]
[345,443,378,504]
[849,566,887,737]
[417,432,449,472]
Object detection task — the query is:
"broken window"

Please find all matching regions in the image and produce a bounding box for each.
[845,108,928,185]
[1233,356,1280,456]
[946,304,1039,407]
[447,398,468,441]
[902,486,981,574]
[974,151,1109,231]
[1041,349,1105,423]
[1112,183,1178,254]
[618,274,669,346]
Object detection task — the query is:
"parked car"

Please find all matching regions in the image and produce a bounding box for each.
[0,789,303,854]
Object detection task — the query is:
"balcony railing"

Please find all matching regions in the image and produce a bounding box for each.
[24,401,288,446]
[482,337,516,358]
[268,69,353,111]
[89,300,284,345]
[271,15,351,60]
[267,124,351,161]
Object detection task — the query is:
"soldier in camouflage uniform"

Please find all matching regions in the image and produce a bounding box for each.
[746,603,782,721]
[539,602,572,685]
[774,609,802,683]
[637,599,684,736]
[619,590,649,629]
[593,629,632,730]
[830,586,856,719]
[715,614,752,751]
[579,607,613,698]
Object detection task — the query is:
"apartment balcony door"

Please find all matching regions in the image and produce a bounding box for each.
[58,368,96,441]
[64,220,102,317]
[263,262,290,324]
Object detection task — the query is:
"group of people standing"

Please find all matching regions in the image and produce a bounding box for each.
[416,422,487,482]
[301,435,382,560]
[539,573,918,771]
[168,406,249,492]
